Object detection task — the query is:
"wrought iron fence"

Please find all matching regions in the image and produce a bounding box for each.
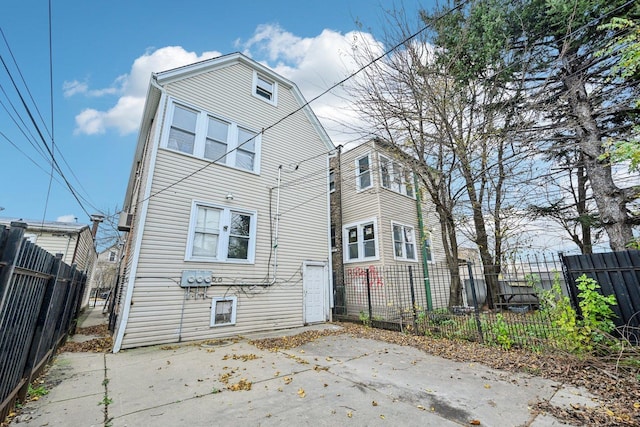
[334,254,570,350]
[0,222,87,421]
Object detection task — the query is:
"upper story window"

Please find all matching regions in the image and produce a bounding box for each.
[356,154,372,191]
[109,251,116,262]
[379,154,414,197]
[392,223,417,261]
[329,169,336,193]
[186,201,257,263]
[165,101,261,174]
[343,218,378,263]
[253,72,278,105]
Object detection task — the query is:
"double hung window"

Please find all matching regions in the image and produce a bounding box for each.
[165,101,261,174]
[379,154,414,197]
[356,154,372,190]
[392,223,417,261]
[253,73,277,105]
[343,218,378,262]
[187,202,256,263]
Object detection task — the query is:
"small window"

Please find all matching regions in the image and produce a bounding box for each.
[329,169,336,193]
[424,232,433,262]
[254,73,277,105]
[330,225,336,249]
[356,154,372,190]
[109,251,116,262]
[392,223,417,261]
[343,218,378,262]
[256,76,273,100]
[211,296,237,326]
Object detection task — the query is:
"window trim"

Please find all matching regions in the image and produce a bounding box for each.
[379,154,415,198]
[391,221,418,262]
[355,153,373,191]
[329,169,336,193]
[342,217,379,263]
[162,99,262,175]
[424,231,433,262]
[185,201,257,264]
[210,295,237,327]
[252,72,278,106]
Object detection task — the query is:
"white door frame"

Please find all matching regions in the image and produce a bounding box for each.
[303,261,329,324]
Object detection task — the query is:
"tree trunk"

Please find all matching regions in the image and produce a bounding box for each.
[562,55,635,251]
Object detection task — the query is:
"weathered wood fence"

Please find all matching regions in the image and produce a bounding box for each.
[0,222,87,421]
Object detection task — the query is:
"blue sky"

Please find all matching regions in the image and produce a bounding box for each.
[0,0,436,227]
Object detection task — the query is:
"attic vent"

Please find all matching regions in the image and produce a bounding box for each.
[117,212,133,232]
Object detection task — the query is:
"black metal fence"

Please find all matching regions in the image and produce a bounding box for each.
[0,222,87,421]
[334,255,570,349]
[561,250,640,341]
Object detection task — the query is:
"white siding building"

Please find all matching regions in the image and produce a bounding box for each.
[112,53,334,351]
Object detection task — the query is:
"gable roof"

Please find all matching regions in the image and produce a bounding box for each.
[121,52,334,212]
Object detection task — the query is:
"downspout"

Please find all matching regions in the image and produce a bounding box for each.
[414,174,433,311]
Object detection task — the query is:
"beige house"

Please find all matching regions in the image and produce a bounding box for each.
[0,218,97,305]
[330,140,447,320]
[112,53,334,352]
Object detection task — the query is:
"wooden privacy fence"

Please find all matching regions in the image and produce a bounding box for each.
[0,222,87,421]
[561,250,640,341]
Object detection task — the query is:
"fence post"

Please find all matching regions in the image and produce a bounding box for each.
[466,262,484,344]
[558,252,581,314]
[408,265,418,331]
[0,222,26,312]
[18,254,63,403]
[366,268,373,323]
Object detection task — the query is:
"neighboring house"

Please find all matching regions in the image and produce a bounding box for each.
[330,139,447,319]
[0,218,97,305]
[87,244,120,303]
[112,53,334,352]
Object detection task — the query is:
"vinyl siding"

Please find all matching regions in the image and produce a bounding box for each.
[119,61,331,349]
[336,140,450,317]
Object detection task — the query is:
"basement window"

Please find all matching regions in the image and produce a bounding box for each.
[211,296,237,327]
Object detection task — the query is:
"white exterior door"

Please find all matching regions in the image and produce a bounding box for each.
[303,261,328,324]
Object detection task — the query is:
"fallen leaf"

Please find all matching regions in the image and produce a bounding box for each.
[417,405,426,411]
[284,377,293,385]
[470,420,481,425]
[297,388,306,398]
[347,411,352,418]
[380,414,385,419]
[372,401,378,406]
[484,384,491,389]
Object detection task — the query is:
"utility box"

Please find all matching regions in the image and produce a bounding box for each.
[180,270,213,287]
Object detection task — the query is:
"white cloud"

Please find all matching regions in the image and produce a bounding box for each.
[72,26,384,143]
[56,214,77,223]
[238,24,383,145]
[73,46,221,135]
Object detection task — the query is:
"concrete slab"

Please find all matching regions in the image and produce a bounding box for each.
[10,321,593,427]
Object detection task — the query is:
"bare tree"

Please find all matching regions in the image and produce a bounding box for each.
[347,9,534,307]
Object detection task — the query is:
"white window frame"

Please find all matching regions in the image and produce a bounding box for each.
[252,72,278,106]
[355,154,372,191]
[162,99,262,174]
[391,222,418,261]
[343,217,379,263]
[379,154,414,198]
[185,201,257,264]
[424,231,433,262]
[329,169,336,193]
[210,295,237,327]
